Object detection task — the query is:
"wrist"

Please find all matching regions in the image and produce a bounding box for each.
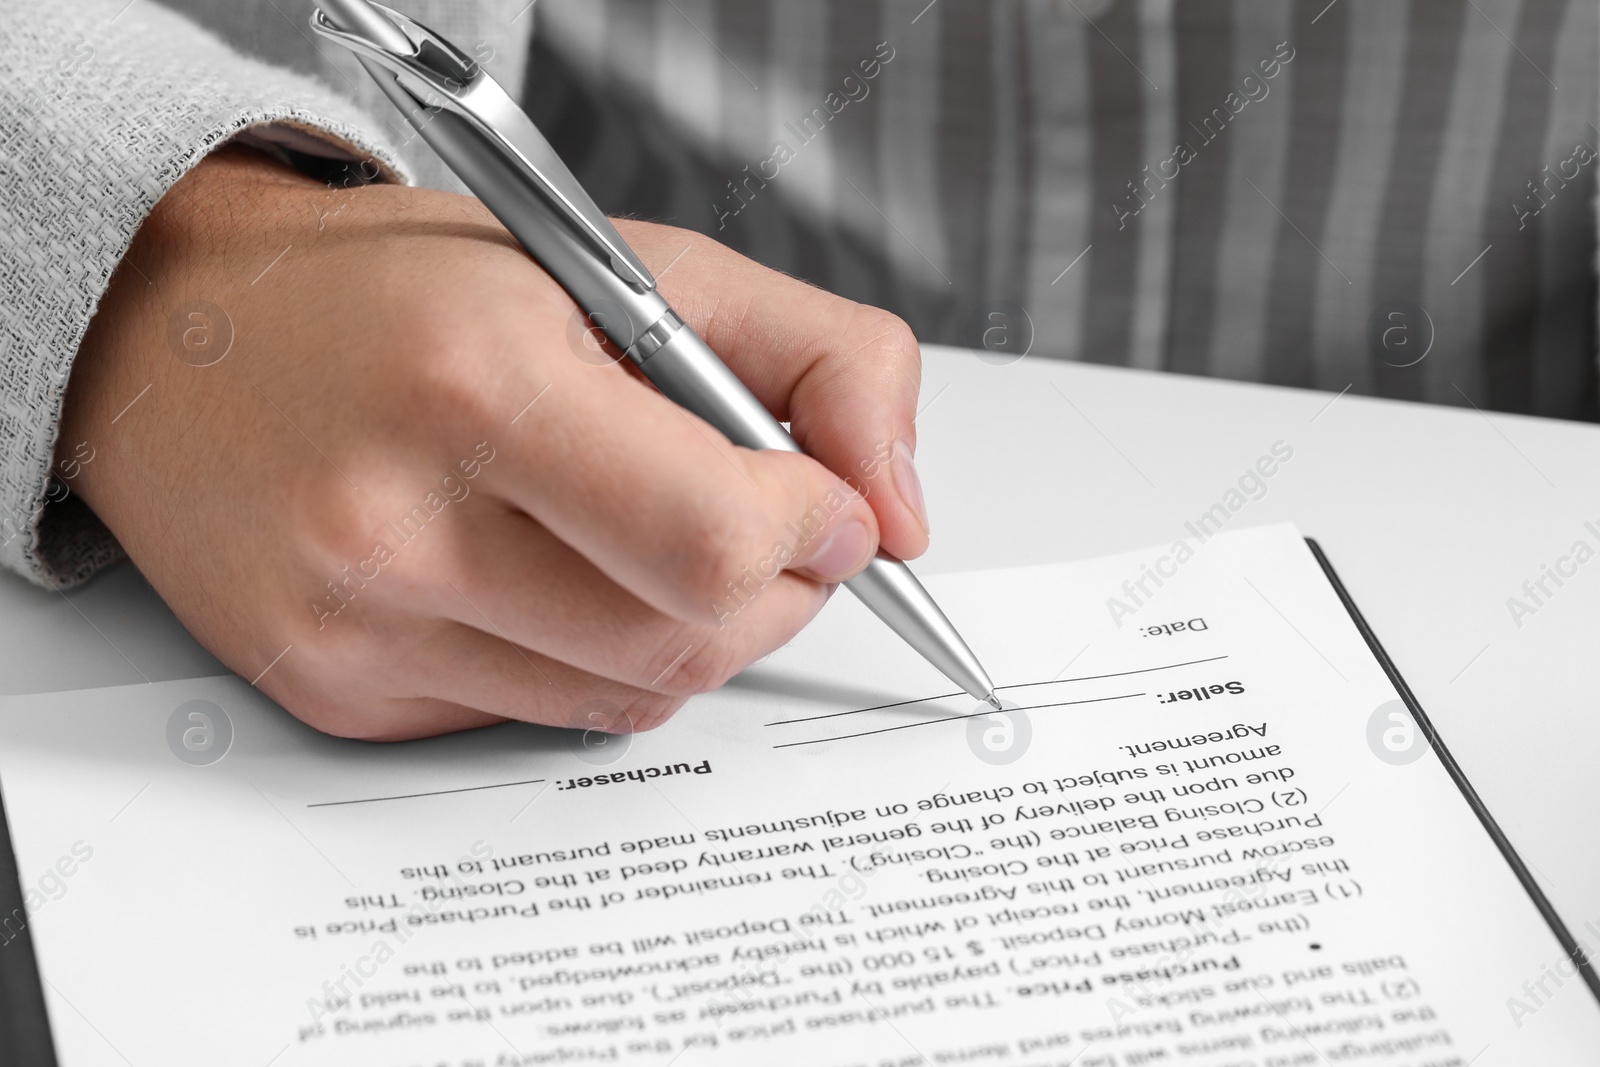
[55,143,320,509]
[131,143,323,275]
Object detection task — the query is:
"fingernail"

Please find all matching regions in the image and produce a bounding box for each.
[799,519,872,582]
[893,438,930,535]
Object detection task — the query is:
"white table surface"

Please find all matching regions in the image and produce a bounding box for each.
[3,344,1597,935]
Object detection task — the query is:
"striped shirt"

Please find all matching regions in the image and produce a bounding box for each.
[4,0,1593,588]
[525,0,1600,419]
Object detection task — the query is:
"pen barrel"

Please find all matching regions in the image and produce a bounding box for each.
[363,68,995,702]
[847,557,1000,705]
[630,325,799,453]
[389,98,675,346]
[370,71,799,457]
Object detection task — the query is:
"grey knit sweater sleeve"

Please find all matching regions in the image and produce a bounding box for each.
[0,0,418,589]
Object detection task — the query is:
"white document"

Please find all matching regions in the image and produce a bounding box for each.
[1,523,1596,1066]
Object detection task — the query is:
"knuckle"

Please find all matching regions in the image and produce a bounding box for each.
[286,689,391,740]
[269,636,369,706]
[672,502,769,609]
[563,696,633,734]
[647,632,744,697]
[623,691,690,732]
[405,313,500,433]
[290,484,386,579]
[697,290,755,360]
[851,306,919,364]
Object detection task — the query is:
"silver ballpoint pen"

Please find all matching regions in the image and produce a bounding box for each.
[311,0,1002,710]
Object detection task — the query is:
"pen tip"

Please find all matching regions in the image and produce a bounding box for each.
[984,693,1003,712]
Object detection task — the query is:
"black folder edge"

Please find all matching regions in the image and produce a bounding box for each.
[0,780,56,1066]
[1307,537,1600,1004]
[0,541,1593,1063]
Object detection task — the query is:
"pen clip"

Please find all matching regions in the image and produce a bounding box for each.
[310,3,657,292]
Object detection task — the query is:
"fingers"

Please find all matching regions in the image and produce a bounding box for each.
[278,489,832,739]
[324,699,506,743]
[430,505,831,695]
[616,222,929,561]
[285,614,684,740]
[392,619,685,733]
[486,332,880,626]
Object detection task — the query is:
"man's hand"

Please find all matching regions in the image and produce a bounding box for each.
[57,146,927,740]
